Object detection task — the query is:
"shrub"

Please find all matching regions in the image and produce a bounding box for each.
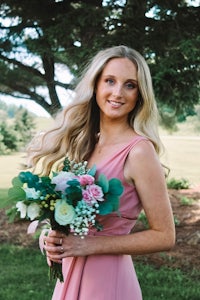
[0,122,19,154]
[167,178,190,190]
[180,196,194,206]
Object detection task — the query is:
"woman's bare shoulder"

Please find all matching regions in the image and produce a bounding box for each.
[129,138,156,159]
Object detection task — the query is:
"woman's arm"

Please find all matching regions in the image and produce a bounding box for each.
[44,141,175,261]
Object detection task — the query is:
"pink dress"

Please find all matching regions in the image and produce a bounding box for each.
[52,136,147,300]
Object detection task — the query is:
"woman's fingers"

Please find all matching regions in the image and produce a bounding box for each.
[45,244,64,254]
[43,231,65,264]
[45,246,64,264]
[44,230,64,246]
[48,230,64,238]
[44,231,89,260]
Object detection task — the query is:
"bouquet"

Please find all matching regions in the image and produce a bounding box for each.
[7,157,124,282]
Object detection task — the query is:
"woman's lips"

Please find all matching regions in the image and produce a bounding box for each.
[108,100,124,108]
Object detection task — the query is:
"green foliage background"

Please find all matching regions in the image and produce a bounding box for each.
[0,100,36,154]
[0,0,199,127]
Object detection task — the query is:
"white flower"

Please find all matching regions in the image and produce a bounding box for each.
[51,171,76,192]
[55,199,76,225]
[27,203,41,220]
[24,188,40,199]
[16,201,27,218]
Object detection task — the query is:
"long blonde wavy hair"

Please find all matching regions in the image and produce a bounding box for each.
[26,45,163,175]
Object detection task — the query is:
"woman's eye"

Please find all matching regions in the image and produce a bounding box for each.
[106,78,114,85]
[125,82,136,89]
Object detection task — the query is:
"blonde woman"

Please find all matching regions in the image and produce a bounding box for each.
[27,45,175,300]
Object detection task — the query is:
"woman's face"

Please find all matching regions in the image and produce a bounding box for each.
[95,57,139,122]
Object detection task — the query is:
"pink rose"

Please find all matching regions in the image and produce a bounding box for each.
[79,174,95,186]
[87,184,104,202]
[82,189,93,205]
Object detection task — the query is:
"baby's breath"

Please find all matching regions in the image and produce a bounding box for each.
[63,157,88,175]
[70,200,99,236]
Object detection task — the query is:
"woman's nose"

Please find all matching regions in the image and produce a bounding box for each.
[112,84,123,98]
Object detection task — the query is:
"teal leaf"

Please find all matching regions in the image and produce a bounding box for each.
[52,171,58,177]
[105,194,120,211]
[98,201,113,215]
[19,171,39,188]
[40,176,52,185]
[97,174,109,193]
[67,179,80,187]
[65,185,82,205]
[8,187,26,202]
[98,194,120,215]
[87,164,96,177]
[34,176,56,196]
[108,178,124,196]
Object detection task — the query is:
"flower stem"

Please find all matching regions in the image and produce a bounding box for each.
[49,261,64,282]
[49,214,70,282]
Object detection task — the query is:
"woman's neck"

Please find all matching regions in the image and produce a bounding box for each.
[98,123,135,146]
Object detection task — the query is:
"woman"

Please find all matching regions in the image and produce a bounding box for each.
[27,45,175,299]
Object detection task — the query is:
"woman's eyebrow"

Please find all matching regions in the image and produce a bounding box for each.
[102,74,138,83]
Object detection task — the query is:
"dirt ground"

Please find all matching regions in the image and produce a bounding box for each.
[134,186,200,271]
[0,187,199,271]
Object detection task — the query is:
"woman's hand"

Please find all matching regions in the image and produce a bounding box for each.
[44,230,93,263]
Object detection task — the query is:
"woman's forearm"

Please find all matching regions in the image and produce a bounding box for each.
[87,228,175,256]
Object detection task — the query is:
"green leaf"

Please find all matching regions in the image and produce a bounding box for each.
[105,194,120,211]
[19,171,39,188]
[65,185,82,205]
[87,164,96,177]
[67,179,80,187]
[98,194,120,215]
[62,157,71,172]
[98,201,113,215]
[94,220,103,231]
[41,176,52,184]
[52,171,58,177]
[8,187,26,202]
[97,173,109,193]
[11,176,23,187]
[108,178,124,196]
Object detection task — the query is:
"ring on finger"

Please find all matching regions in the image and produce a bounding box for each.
[60,246,64,253]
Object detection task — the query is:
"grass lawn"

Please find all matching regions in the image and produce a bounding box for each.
[0,152,25,189]
[0,189,9,208]
[0,244,199,300]
[136,262,200,300]
[161,136,200,186]
[0,244,55,300]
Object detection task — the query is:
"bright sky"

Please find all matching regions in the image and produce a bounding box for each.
[1,87,73,118]
[1,65,74,117]
[1,95,50,117]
